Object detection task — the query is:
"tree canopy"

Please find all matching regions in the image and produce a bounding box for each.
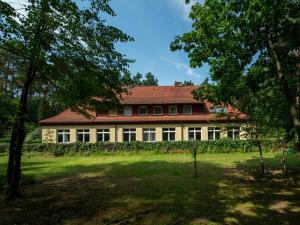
[127,72,159,86]
[0,0,133,199]
[171,0,300,140]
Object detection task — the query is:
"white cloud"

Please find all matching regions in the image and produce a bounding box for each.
[171,0,198,21]
[4,0,28,15]
[161,56,201,78]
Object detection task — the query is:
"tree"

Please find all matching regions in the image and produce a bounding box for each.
[183,80,194,86]
[132,72,143,86]
[130,72,159,86]
[171,0,300,141]
[193,75,294,176]
[200,78,209,86]
[142,72,158,86]
[0,0,132,199]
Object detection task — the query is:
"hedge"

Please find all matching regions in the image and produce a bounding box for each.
[0,139,280,155]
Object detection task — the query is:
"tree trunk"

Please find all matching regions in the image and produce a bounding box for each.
[257,139,264,177]
[6,66,34,200]
[279,141,287,175]
[267,33,300,140]
[193,148,198,178]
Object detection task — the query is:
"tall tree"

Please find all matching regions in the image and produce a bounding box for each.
[132,72,143,86]
[183,80,194,86]
[142,72,158,86]
[171,0,300,140]
[0,0,132,199]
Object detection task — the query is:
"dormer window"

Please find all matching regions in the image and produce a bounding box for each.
[169,106,177,115]
[209,106,227,114]
[108,109,118,116]
[124,106,132,116]
[154,106,163,115]
[139,106,148,115]
[183,105,192,115]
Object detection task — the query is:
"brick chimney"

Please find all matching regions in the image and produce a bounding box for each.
[175,81,183,87]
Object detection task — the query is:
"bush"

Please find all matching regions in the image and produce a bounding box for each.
[0,139,279,155]
[25,127,42,143]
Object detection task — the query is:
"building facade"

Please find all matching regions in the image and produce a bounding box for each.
[39,85,247,143]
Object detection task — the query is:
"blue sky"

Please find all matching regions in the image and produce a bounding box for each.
[104,0,209,85]
[7,0,209,85]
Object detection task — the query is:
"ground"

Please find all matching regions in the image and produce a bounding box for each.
[0,152,300,225]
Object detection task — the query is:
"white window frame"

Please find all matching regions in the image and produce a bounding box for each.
[139,106,148,115]
[227,127,240,140]
[153,106,163,115]
[183,105,193,115]
[163,128,176,141]
[188,128,202,141]
[57,129,70,143]
[143,128,156,142]
[77,129,90,142]
[97,129,110,142]
[208,127,221,140]
[123,128,136,142]
[123,106,132,116]
[168,106,177,115]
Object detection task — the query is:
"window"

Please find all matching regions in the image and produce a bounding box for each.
[139,106,148,115]
[108,109,117,116]
[188,128,201,141]
[168,106,177,115]
[123,106,132,116]
[154,106,163,115]
[183,105,193,115]
[208,127,221,140]
[123,128,136,142]
[209,106,228,114]
[227,127,240,140]
[143,128,156,142]
[97,129,110,142]
[57,129,70,143]
[77,129,90,142]
[163,128,176,141]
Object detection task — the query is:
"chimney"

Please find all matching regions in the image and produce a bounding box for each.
[175,81,183,87]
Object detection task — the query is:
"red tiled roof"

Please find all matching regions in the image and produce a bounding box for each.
[119,86,200,104]
[39,109,246,125]
[39,86,247,125]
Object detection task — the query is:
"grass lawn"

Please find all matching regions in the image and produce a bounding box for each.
[0,152,300,225]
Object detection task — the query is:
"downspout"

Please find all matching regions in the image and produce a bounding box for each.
[181,122,184,141]
[114,122,117,143]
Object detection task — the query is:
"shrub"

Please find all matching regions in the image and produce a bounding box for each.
[0,139,279,155]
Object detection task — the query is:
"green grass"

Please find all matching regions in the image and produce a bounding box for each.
[0,152,300,225]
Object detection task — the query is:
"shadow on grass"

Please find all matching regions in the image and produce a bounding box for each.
[0,156,300,225]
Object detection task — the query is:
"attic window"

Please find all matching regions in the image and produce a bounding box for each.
[154,106,163,115]
[139,106,148,115]
[183,105,192,115]
[169,106,177,115]
[209,106,227,114]
[124,106,132,116]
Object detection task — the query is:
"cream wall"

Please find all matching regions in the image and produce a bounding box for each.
[41,123,247,143]
[42,125,116,143]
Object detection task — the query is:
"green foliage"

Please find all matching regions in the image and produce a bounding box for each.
[142,72,158,86]
[183,80,194,86]
[132,72,143,86]
[25,127,42,144]
[0,92,16,138]
[171,0,300,140]
[0,0,134,115]
[130,72,159,86]
[0,139,280,155]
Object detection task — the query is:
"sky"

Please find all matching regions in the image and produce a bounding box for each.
[104,0,209,85]
[5,0,209,85]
